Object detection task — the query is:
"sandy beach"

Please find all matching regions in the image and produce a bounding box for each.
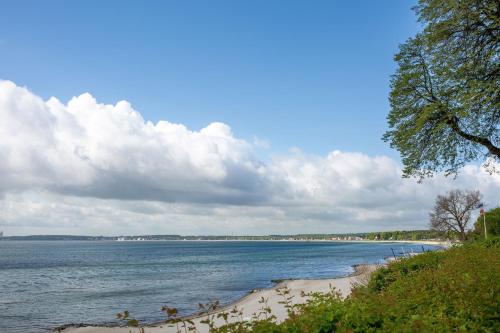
[58,264,379,333]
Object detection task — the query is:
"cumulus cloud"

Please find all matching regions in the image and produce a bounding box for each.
[0,80,270,204]
[0,80,499,235]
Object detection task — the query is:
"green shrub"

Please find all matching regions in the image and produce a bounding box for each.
[469,237,500,249]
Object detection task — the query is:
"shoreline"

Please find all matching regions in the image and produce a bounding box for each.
[56,242,446,333]
[167,263,377,322]
[2,238,451,245]
[58,264,380,333]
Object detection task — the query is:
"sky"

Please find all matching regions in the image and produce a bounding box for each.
[0,1,499,236]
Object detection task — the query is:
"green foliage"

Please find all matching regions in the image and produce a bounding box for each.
[383,0,500,178]
[367,252,442,292]
[212,242,499,332]
[470,236,500,249]
[363,229,442,241]
[474,207,500,238]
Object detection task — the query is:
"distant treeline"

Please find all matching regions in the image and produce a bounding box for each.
[363,230,442,241]
[0,230,441,241]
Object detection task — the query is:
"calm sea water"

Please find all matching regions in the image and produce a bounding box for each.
[0,240,439,333]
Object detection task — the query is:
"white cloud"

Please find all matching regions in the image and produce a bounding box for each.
[0,80,269,204]
[0,80,498,235]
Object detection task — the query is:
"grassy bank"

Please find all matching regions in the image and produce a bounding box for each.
[213,239,499,333]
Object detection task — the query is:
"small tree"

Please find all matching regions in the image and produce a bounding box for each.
[429,189,481,241]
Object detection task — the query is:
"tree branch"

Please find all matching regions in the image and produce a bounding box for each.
[446,116,500,157]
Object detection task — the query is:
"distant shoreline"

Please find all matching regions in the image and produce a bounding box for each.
[0,230,444,242]
[0,238,452,250]
[0,237,451,247]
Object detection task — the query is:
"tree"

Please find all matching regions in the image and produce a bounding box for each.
[383,0,500,179]
[474,207,500,237]
[429,189,481,240]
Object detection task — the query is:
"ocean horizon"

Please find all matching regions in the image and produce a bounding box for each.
[0,240,440,333]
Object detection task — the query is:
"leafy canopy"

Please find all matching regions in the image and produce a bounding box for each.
[384,0,500,178]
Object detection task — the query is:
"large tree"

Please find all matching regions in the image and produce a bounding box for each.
[384,0,499,178]
[429,189,481,240]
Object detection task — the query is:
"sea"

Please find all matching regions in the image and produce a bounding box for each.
[0,240,440,333]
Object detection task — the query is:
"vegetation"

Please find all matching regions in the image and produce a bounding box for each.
[363,229,441,241]
[473,207,500,238]
[383,0,500,178]
[429,189,481,240]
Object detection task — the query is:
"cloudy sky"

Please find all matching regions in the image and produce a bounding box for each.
[1,1,499,235]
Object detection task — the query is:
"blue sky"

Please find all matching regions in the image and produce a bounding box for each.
[6,1,495,236]
[1,0,419,158]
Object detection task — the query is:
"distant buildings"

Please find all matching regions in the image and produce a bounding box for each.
[329,236,364,241]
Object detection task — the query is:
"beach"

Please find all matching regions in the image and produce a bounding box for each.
[59,264,379,333]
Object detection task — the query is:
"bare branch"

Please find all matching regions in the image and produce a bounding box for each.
[429,189,481,240]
